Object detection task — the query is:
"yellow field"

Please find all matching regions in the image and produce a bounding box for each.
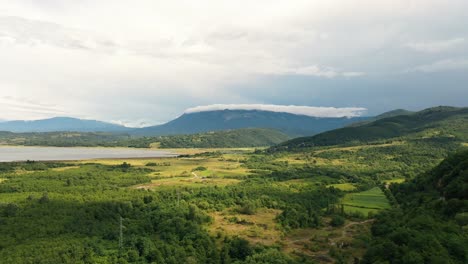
[82,157,249,177]
[80,150,253,190]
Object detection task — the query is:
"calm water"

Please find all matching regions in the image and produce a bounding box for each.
[0,146,178,162]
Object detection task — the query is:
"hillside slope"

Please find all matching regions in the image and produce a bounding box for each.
[0,128,290,148]
[132,110,369,137]
[0,117,130,133]
[364,150,468,263]
[277,106,468,149]
[153,128,290,148]
[347,109,414,127]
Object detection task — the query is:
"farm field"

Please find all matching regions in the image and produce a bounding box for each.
[341,187,391,216]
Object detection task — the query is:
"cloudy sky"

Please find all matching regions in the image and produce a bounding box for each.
[0,0,467,126]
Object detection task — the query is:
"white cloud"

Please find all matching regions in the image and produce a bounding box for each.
[405,38,465,53]
[185,104,367,118]
[267,65,365,78]
[410,59,468,72]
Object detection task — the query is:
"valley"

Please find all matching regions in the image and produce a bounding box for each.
[0,106,467,263]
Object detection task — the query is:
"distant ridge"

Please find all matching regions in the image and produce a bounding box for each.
[130,110,370,137]
[347,109,414,127]
[275,106,468,150]
[0,117,131,133]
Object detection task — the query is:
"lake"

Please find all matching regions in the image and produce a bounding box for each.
[0,146,178,162]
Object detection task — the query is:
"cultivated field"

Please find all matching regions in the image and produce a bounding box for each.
[341,187,391,216]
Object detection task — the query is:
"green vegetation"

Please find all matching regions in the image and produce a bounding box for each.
[277,106,468,149]
[0,152,344,263]
[341,187,391,216]
[327,183,357,191]
[363,150,468,263]
[153,128,290,148]
[0,128,290,148]
[0,106,467,263]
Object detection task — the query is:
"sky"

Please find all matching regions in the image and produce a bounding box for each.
[0,0,467,127]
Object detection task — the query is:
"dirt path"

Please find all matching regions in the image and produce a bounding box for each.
[330,219,374,246]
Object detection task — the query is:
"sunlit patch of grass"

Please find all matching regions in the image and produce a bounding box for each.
[50,166,80,172]
[81,152,251,179]
[208,208,283,246]
[134,177,241,189]
[313,141,406,154]
[327,183,357,191]
[462,142,468,147]
[382,178,405,184]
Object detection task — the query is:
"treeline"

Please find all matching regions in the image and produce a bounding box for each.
[0,128,290,149]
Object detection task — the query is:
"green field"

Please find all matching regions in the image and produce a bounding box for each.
[341,187,391,215]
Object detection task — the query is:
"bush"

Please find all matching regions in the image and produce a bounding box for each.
[331,215,345,227]
[192,166,207,172]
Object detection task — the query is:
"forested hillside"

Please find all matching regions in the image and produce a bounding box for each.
[149,128,290,148]
[364,150,468,263]
[276,106,468,149]
[0,128,289,148]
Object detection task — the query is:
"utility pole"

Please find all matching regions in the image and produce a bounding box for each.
[177,189,180,206]
[119,216,123,249]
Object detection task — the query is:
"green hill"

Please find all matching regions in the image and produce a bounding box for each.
[0,128,290,148]
[364,150,468,263]
[151,128,290,148]
[347,109,414,127]
[276,106,468,150]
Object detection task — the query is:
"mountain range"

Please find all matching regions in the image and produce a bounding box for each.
[0,110,370,137]
[132,110,369,137]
